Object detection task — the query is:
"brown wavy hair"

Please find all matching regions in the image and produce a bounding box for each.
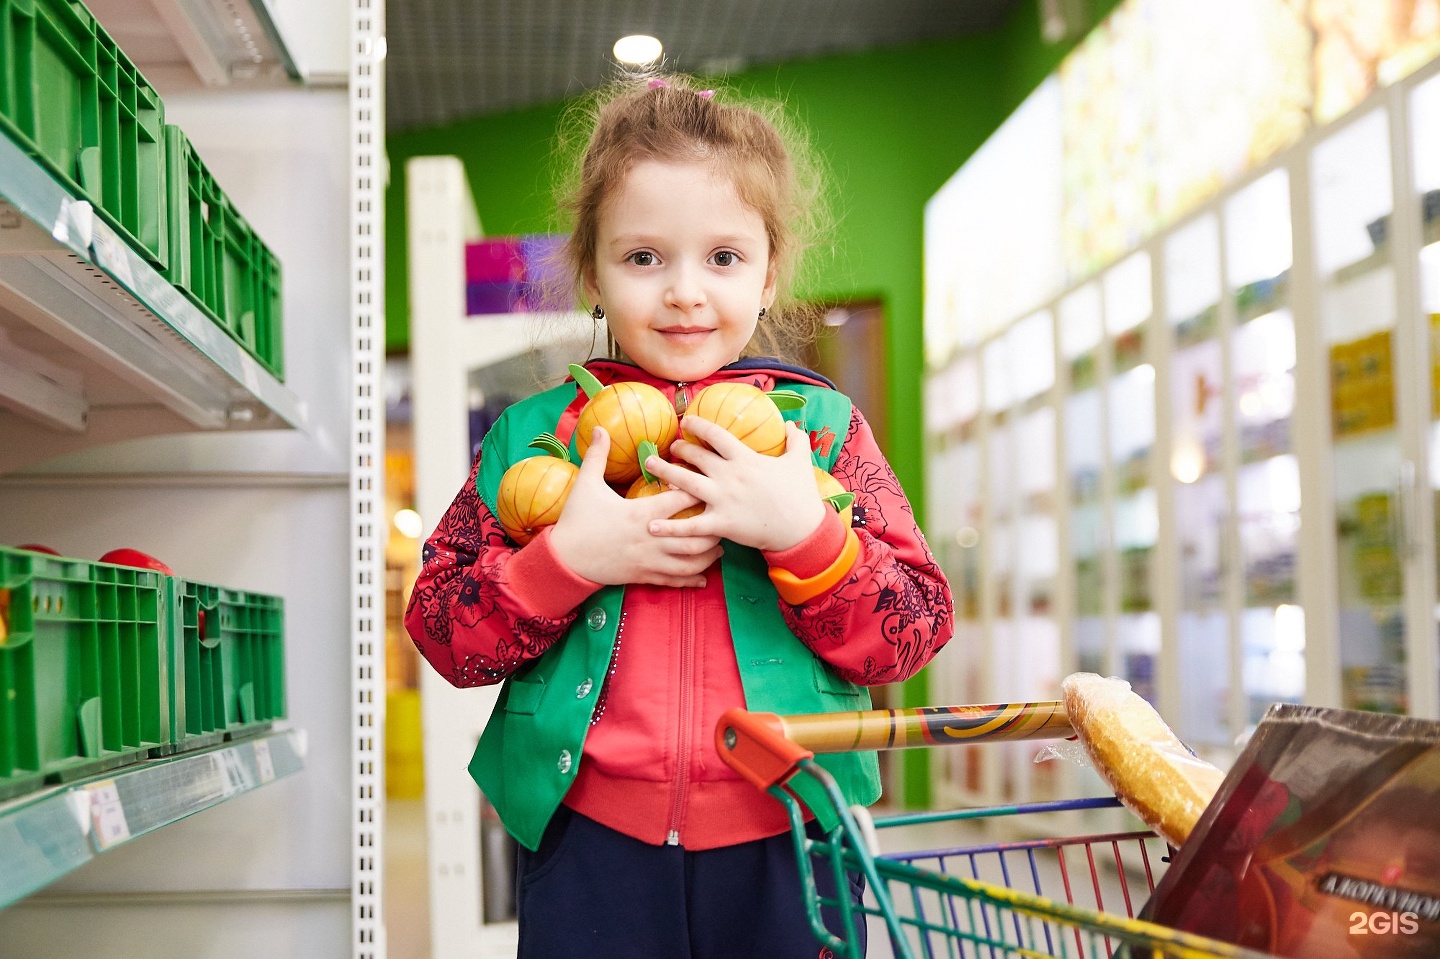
[549,73,829,364]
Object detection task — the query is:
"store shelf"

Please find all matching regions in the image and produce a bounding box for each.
[0,126,305,475]
[0,728,305,910]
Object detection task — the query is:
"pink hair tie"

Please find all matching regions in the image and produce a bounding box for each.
[696,90,714,99]
[647,78,668,90]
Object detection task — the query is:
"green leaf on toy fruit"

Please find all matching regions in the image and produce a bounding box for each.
[766,389,807,410]
[637,440,660,485]
[823,492,855,512]
[569,363,605,399]
[528,432,571,461]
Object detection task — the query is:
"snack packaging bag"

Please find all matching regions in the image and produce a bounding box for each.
[1141,704,1440,958]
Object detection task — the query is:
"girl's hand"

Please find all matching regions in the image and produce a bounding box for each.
[646,417,826,552]
[549,428,724,588]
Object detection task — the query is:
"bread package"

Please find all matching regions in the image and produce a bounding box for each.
[1061,672,1224,847]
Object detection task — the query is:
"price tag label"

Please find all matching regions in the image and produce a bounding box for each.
[86,781,131,850]
[91,225,135,289]
[254,739,275,783]
[214,748,254,796]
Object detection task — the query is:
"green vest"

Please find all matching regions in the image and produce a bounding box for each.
[469,375,881,850]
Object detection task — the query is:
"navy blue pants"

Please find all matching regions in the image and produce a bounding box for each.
[515,806,867,959]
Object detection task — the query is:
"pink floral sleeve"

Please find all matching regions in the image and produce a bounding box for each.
[404,456,574,688]
[781,408,954,686]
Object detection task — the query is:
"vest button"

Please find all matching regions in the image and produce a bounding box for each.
[557,750,572,774]
[576,679,593,698]
[586,608,606,630]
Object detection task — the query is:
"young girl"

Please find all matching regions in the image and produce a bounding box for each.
[406,74,953,958]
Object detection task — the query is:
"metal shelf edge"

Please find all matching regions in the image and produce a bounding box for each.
[0,728,306,911]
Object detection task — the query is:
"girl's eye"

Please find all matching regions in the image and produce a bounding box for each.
[713,251,737,267]
[628,251,656,266]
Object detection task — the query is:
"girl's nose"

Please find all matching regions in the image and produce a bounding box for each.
[664,262,707,310]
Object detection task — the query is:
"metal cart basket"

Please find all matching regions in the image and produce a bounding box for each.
[717,701,1278,959]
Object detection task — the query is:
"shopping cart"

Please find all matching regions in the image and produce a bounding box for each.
[717,701,1277,959]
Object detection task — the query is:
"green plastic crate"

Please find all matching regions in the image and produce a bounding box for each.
[164,579,284,755]
[164,124,285,380]
[0,0,168,266]
[0,546,168,800]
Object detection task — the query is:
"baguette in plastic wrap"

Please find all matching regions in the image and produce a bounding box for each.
[1061,672,1225,848]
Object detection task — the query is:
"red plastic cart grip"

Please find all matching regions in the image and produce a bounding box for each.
[716,708,815,791]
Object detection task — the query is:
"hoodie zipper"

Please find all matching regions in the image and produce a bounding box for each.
[673,382,690,415]
[665,584,696,845]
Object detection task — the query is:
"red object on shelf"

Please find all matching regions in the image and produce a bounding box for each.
[15,544,61,555]
[98,548,174,576]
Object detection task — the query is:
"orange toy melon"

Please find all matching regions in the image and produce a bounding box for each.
[496,433,580,545]
[624,441,703,519]
[682,383,805,456]
[570,364,678,483]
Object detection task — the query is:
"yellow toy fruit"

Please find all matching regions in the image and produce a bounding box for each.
[682,383,805,456]
[570,364,678,483]
[496,433,579,546]
[624,441,703,519]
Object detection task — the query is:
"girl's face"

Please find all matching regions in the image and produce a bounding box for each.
[585,159,776,383]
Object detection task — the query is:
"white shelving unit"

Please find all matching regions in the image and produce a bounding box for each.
[407,156,597,959]
[0,0,382,955]
[925,57,1440,808]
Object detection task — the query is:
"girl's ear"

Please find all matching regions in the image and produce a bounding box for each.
[762,262,778,310]
[582,266,600,307]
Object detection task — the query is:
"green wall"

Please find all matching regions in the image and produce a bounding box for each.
[384,0,1123,805]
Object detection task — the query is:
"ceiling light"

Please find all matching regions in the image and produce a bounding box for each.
[614,35,662,65]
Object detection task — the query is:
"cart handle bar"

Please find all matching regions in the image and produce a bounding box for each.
[718,700,1074,789]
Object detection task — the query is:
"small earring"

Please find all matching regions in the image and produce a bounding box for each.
[758,307,767,320]
[591,304,605,320]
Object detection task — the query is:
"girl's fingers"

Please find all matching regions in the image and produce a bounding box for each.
[644,456,708,496]
[667,438,724,474]
[680,415,749,458]
[648,515,708,538]
[784,420,812,457]
[641,488,702,519]
[578,427,610,479]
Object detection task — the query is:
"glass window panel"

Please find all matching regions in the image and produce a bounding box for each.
[1017,406,1057,501]
[989,420,1014,522]
[1104,250,1153,335]
[951,354,981,427]
[1176,473,1226,612]
[1242,604,1306,726]
[1009,309,1056,402]
[1177,611,1230,747]
[1233,309,1297,462]
[1412,72,1440,689]
[1066,389,1104,500]
[1237,455,1301,606]
[1059,283,1103,361]
[1119,612,1161,705]
[1075,616,1108,677]
[983,337,1011,413]
[1226,169,1293,302]
[1314,107,1404,714]
[1165,213,1222,330]
[1312,109,1393,276]
[1117,488,1158,614]
[1018,514,1058,617]
[1109,363,1156,478]
[1171,339,1224,482]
